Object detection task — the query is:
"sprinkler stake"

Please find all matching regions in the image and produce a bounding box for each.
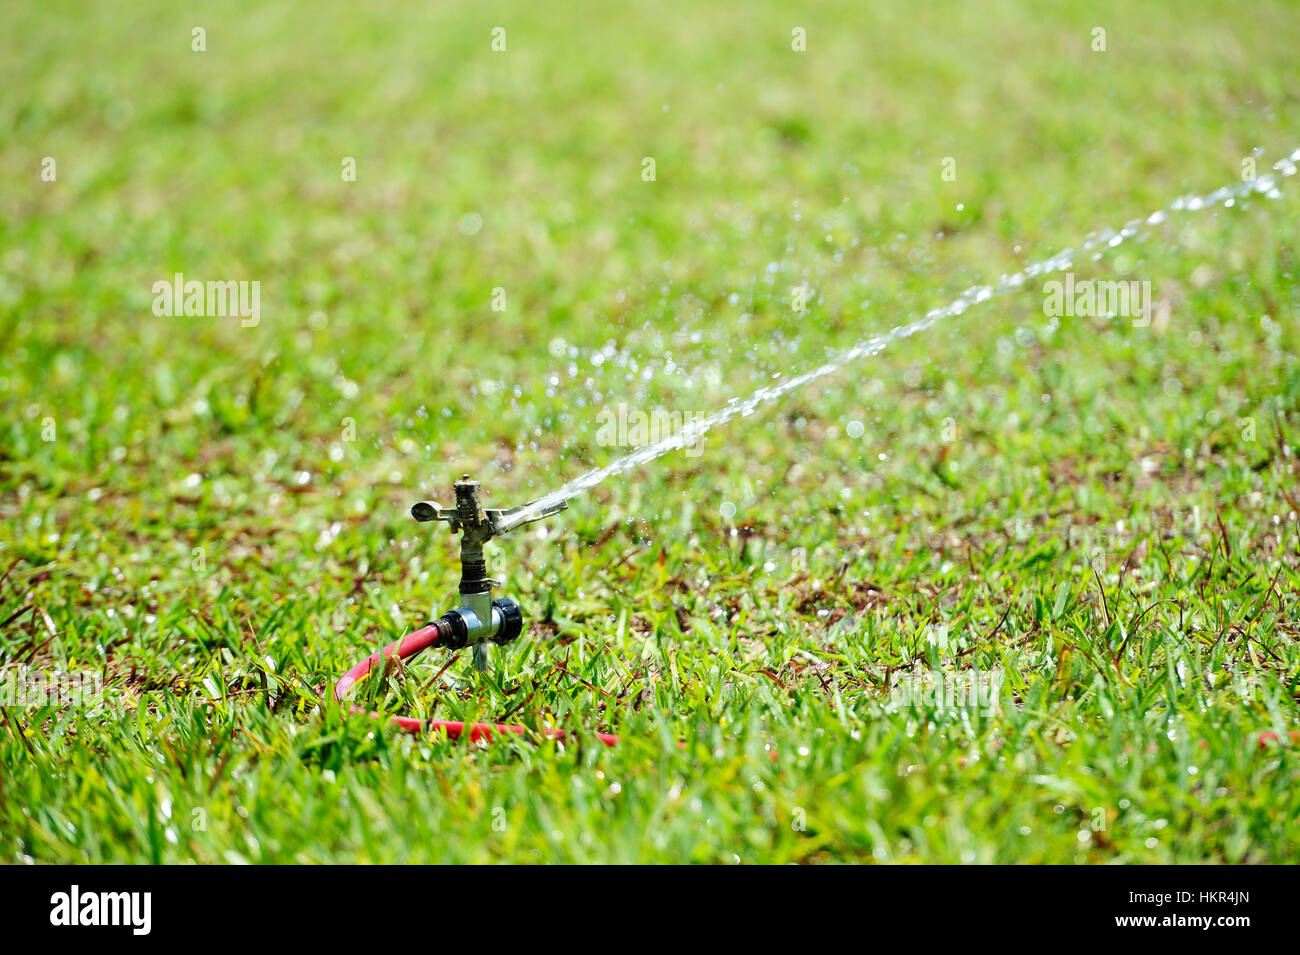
[412,475,566,670]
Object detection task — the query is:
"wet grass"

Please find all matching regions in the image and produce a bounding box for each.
[2,0,1299,863]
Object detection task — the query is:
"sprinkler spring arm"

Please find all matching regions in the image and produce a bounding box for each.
[411,476,566,670]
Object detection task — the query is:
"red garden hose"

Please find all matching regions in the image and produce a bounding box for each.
[333,621,620,747]
[334,625,1293,755]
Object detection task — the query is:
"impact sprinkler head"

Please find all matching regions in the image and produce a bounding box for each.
[411,476,567,671]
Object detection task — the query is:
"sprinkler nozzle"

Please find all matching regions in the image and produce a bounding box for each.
[412,476,568,541]
[412,475,566,670]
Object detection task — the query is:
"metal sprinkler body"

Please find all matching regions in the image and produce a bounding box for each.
[411,476,566,671]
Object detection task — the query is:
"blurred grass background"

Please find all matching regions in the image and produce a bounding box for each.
[1,0,1299,863]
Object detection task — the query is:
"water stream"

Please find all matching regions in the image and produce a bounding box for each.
[512,147,1300,524]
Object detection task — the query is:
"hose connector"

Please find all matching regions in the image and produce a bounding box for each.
[437,597,522,650]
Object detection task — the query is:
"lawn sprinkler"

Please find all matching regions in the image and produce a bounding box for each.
[410,475,567,672]
[332,475,619,746]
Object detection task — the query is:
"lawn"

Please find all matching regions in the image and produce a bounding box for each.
[2,0,1299,863]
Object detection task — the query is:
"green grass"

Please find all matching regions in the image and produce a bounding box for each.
[2,0,1299,863]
